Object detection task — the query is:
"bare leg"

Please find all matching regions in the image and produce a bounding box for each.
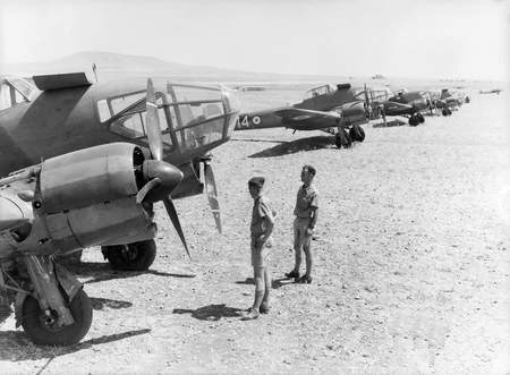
[262,265,271,307]
[253,266,265,311]
[303,244,313,278]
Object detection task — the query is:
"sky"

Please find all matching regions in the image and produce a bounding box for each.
[0,0,508,80]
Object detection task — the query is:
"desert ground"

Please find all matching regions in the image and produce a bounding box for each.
[0,86,509,374]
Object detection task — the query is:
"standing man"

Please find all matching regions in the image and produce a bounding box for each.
[285,165,319,284]
[244,176,275,320]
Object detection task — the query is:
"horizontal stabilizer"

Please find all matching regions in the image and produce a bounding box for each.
[33,72,93,91]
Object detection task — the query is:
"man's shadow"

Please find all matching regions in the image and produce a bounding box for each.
[173,304,244,321]
[235,277,295,289]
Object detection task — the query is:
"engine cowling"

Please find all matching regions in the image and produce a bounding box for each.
[3,143,157,256]
[40,143,140,213]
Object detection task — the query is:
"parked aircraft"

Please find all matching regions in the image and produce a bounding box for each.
[432,88,470,115]
[383,91,431,126]
[0,79,198,346]
[0,73,239,270]
[479,88,502,95]
[234,83,374,148]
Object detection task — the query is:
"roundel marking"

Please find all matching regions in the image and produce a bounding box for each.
[252,116,261,125]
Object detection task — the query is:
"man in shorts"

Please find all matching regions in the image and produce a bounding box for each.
[285,165,319,284]
[244,176,275,320]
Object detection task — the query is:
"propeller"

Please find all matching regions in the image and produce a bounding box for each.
[364,83,371,119]
[135,78,190,259]
[203,159,222,234]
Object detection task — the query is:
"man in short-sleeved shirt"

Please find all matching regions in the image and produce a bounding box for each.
[285,165,319,284]
[243,176,275,320]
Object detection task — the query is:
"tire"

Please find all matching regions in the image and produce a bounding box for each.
[409,115,419,127]
[335,128,351,148]
[417,113,425,123]
[442,109,449,116]
[349,125,365,142]
[102,239,157,271]
[21,288,92,346]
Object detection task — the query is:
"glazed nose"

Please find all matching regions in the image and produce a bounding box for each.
[0,197,27,231]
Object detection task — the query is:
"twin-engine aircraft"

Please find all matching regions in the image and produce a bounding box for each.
[234,83,428,147]
[0,73,238,271]
[0,78,237,346]
[431,88,469,115]
[234,83,370,148]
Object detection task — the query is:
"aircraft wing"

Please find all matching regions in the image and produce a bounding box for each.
[273,108,341,122]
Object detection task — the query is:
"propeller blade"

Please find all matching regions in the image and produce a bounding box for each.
[163,197,191,259]
[146,78,163,161]
[380,104,387,125]
[204,162,222,234]
[364,83,371,118]
[136,178,161,204]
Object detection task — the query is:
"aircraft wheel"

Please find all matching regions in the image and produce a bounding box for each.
[442,108,450,116]
[21,288,92,346]
[102,239,157,271]
[335,129,352,148]
[409,115,419,127]
[417,113,425,123]
[349,125,365,142]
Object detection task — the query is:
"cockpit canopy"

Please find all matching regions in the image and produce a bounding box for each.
[96,80,239,155]
[303,84,336,100]
[0,76,37,111]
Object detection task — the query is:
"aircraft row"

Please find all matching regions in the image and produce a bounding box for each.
[0,70,469,345]
[234,83,470,147]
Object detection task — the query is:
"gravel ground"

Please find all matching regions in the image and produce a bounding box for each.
[0,89,508,375]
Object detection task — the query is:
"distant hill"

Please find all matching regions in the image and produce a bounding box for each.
[1,51,500,91]
[0,51,349,84]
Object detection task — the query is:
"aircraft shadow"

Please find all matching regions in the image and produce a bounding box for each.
[249,135,336,158]
[230,137,287,144]
[90,297,132,310]
[173,304,244,321]
[0,328,151,361]
[61,261,195,284]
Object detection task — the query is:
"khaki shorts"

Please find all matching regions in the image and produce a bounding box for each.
[294,217,312,249]
[250,237,272,267]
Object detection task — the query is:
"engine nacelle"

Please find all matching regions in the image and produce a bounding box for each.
[2,143,156,257]
[40,143,140,213]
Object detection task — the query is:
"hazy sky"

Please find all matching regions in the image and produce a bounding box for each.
[0,0,508,80]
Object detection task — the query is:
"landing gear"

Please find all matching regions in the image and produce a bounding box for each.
[335,128,352,149]
[21,288,92,346]
[409,114,420,126]
[349,124,365,142]
[10,255,93,346]
[416,112,425,124]
[442,108,452,116]
[101,239,157,271]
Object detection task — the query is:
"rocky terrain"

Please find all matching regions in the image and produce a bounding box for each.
[0,88,508,374]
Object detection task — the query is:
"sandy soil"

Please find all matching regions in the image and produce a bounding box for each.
[1,89,509,374]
